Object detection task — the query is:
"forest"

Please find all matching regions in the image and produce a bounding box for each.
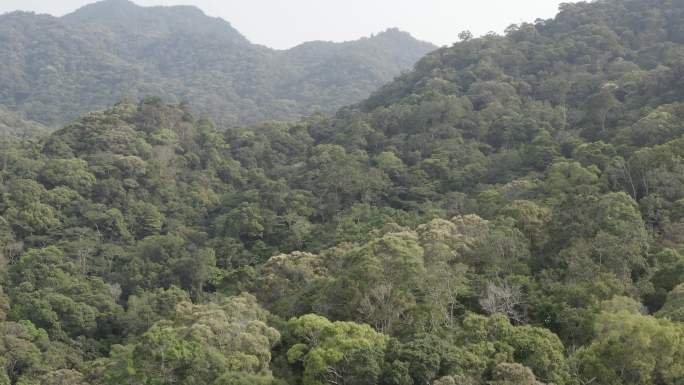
[1,0,684,384]
[0,0,434,127]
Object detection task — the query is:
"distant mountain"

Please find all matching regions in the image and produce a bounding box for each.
[0,107,48,138]
[4,1,684,385]
[0,0,436,126]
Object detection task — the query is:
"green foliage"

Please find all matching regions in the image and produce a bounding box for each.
[119,234,217,297]
[0,320,86,385]
[91,294,280,385]
[39,159,96,195]
[255,252,330,317]
[0,0,684,384]
[0,321,46,383]
[0,4,434,126]
[285,314,388,385]
[490,363,545,385]
[657,284,684,322]
[452,314,573,385]
[6,246,123,341]
[573,311,684,385]
[122,286,191,336]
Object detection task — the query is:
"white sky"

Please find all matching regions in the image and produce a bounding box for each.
[0,0,580,49]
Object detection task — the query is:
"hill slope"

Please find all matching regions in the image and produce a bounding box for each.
[0,0,436,126]
[1,0,684,384]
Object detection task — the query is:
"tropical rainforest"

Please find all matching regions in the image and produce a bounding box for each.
[0,0,435,127]
[2,0,684,384]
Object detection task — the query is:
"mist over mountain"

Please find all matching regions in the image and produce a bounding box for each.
[0,0,435,126]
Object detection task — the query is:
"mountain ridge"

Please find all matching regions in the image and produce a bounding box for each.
[61,0,249,43]
[2,0,684,384]
[0,0,436,126]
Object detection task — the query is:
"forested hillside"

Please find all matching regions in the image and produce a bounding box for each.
[2,0,684,384]
[0,108,49,138]
[0,0,435,127]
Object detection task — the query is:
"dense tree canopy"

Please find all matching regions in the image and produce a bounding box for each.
[0,0,435,127]
[1,0,684,384]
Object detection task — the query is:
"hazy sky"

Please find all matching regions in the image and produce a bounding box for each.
[0,0,578,49]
